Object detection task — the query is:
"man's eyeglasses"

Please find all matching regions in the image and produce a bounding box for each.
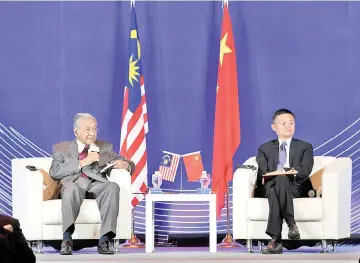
[81,128,99,134]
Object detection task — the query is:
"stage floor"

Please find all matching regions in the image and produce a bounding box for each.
[35,245,360,263]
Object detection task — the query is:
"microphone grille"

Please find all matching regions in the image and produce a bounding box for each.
[308,190,315,197]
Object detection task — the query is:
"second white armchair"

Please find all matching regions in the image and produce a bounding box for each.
[232,156,352,252]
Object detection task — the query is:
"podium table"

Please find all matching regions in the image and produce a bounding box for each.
[145,193,217,253]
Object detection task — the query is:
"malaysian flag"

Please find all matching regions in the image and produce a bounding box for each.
[158,151,180,182]
[120,5,148,207]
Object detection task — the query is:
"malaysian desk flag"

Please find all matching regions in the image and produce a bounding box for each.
[158,151,180,182]
[120,5,149,207]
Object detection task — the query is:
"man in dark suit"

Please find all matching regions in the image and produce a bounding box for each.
[0,214,35,263]
[255,109,314,254]
[49,113,135,255]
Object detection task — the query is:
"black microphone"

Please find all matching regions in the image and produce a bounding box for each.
[26,165,38,171]
[237,164,257,171]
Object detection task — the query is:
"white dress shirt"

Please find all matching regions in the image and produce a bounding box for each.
[278,138,292,168]
[77,140,87,153]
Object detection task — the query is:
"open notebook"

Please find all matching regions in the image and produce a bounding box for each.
[262,169,297,184]
[100,162,117,174]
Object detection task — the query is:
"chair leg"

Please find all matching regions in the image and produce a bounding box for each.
[114,239,120,253]
[30,241,36,252]
[246,239,254,253]
[320,240,328,253]
[331,241,338,252]
[36,240,43,254]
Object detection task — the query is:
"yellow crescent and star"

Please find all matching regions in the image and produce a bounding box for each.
[193,155,200,167]
[163,155,171,165]
[217,32,232,94]
[128,29,141,86]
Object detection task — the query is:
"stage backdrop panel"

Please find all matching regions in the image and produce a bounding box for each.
[1,1,360,238]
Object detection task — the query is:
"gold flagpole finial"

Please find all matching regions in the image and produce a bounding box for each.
[222,0,228,9]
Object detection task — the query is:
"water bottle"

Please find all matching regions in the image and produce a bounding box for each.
[152,171,163,191]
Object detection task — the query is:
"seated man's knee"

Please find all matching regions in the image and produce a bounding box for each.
[265,186,276,198]
[274,175,290,185]
[62,182,81,195]
[107,182,120,195]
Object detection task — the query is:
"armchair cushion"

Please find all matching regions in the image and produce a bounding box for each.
[42,199,102,224]
[246,198,323,221]
[310,167,325,191]
[40,169,60,201]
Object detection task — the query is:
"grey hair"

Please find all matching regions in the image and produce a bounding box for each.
[73,113,97,129]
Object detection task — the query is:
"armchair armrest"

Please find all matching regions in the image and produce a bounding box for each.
[12,158,44,240]
[108,169,132,239]
[322,157,352,239]
[232,157,258,238]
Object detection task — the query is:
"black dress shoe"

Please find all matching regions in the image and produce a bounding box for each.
[288,224,301,240]
[60,240,73,255]
[262,239,283,254]
[98,241,114,255]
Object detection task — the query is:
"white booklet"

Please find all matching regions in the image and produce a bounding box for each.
[100,162,117,174]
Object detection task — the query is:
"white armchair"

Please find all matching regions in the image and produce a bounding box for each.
[11,157,132,252]
[233,156,352,252]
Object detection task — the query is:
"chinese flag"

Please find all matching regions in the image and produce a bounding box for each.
[211,3,240,219]
[183,152,204,182]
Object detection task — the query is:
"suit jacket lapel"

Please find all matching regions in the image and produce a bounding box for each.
[289,139,296,168]
[69,140,79,160]
[95,140,103,153]
[272,140,279,171]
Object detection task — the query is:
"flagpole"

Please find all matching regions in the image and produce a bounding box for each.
[120,0,145,251]
[214,0,241,249]
[180,155,183,193]
[217,182,242,248]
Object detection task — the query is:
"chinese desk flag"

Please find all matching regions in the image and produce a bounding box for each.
[183,151,204,182]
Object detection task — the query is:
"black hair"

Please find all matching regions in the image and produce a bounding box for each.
[272,109,295,123]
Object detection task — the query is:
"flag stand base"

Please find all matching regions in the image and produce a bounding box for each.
[120,233,145,248]
[217,186,242,248]
[120,208,145,248]
[217,233,242,248]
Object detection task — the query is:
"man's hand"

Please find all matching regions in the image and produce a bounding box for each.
[80,152,100,167]
[3,224,13,232]
[113,160,130,170]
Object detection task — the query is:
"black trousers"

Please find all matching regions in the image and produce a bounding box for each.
[261,176,303,239]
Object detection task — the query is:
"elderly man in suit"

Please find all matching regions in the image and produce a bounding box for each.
[254,109,314,254]
[49,113,134,255]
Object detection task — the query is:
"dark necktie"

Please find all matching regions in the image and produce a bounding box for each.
[79,144,90,179]
[277,141,287,170]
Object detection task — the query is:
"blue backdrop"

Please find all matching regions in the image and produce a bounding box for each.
[1,1,360,240]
